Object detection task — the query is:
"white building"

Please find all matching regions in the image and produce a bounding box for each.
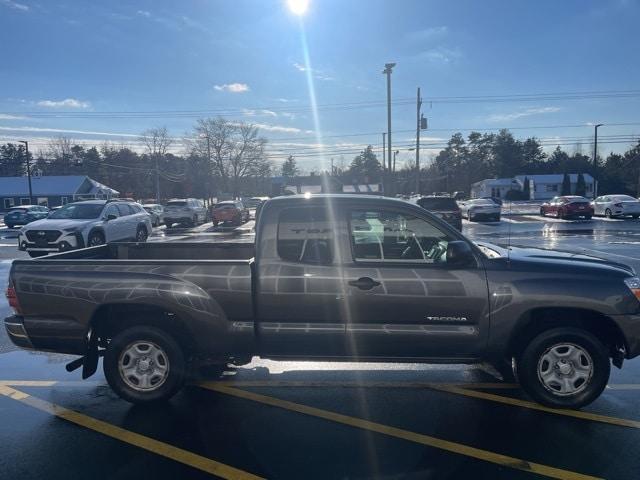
[470,178,523,199]
[514,174,595,200]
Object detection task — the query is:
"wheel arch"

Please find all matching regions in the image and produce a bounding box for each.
[90,303,197,357]
[87,226,106,243]
[507,307,626,360]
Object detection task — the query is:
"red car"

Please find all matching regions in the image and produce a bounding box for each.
[211,200,249,226]
[540,195,593,219]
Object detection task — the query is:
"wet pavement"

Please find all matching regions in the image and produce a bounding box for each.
[1,214,640,479]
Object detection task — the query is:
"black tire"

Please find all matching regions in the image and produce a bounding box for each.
[584,215,592,220]
[633,215,639,219]
[605,208,613,218]
[6,224,14,229]
[539,208,545,217]
[87,231,105,247]
[28,251,47,258]
[136,226,148,242]
[103,326,186,404]
[518,327,610,409]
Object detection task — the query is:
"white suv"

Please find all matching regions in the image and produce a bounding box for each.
[163,198,207,228]
[18,200,153,257]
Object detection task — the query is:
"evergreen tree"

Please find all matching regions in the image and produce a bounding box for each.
[523,176,530,199]
[561,173,571,195]
[575,173,586,197]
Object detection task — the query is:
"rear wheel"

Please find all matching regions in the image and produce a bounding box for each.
[539,208,545,217]
[6,224,14,229]
[584,215,592,220]
[633,215,639,219]
[87,231,105,247]
[104,326,186,404]
[518,327,610,409]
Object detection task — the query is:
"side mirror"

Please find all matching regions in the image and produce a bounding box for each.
[106,214,118,221]
[446,241,475,266]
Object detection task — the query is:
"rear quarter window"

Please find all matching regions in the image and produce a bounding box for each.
[277,207,334,264]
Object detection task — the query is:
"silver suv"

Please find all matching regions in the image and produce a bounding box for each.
[18,200,153,257]
[163,198,207,228]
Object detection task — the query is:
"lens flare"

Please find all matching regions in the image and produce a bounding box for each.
[287,0,309,16]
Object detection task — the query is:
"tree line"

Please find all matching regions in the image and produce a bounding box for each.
[1,123,639,199]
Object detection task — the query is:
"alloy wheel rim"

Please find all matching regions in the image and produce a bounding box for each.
[537,342,593,396]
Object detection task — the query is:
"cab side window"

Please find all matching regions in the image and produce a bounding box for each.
[117,204,133,216]
[277,207,333,264]
[350,209,452,264]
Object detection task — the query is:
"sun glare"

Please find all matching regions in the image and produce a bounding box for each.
[287,0,309,16]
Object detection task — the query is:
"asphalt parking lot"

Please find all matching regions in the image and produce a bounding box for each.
[1,214,640,479]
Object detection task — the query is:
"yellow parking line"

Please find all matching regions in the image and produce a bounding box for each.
[428,385,640,430]
[204,384,600,480]
[0,385,264,480]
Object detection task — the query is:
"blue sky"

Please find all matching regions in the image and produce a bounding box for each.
[1,0,639,170]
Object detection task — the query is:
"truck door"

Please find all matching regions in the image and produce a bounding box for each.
[342,207,490,359]
[256,205,348,356]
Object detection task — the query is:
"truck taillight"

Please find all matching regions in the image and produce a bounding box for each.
[6,282,22,315]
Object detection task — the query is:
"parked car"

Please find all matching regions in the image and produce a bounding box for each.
[163,198,207,228]
[410,196,462,230]
[3,205,49,229]
[142,204,165,227]
[244,196,269,219]
[17,200,152,257]
[211,200,250,226]
[481,196,503,206]
[452,191,466,200]
[459,198,501,222]
[5,194,640,410]
[540,196,593,219]
[592,195,640,218]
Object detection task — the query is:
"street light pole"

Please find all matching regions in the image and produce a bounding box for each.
[393,150,399,173]
[593,123,603,198]
[382,63,395,175]
[382,132,386,173]
[18,141,33,204]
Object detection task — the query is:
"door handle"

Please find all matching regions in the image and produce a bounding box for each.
[348,277,381,291]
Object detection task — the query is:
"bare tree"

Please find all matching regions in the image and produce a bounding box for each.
[191,118,270,198]
[140,127,173,202]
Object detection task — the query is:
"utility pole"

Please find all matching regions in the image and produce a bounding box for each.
[154,156,160,203]
[18,141,33,204]
[393,150,399,173]
[593,123,603,198]
[382,133,386,172]
[415,87,422,194]
[382,63,395,174]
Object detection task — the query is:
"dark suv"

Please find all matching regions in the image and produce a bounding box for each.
[4,205,49,229]
[411,196,462,230]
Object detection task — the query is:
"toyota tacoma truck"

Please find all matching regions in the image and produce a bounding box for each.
[5,194,640,408]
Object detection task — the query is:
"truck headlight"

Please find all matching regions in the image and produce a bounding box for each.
[624,277,640,301]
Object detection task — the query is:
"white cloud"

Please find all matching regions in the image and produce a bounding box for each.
[404,26,448,44]
[0,114,27,120]
[242,109,278,118]
[0,126,138,137]
[487,107,562,122]
[137,10,151,17]
[253,123,305,134]
[36,98,91,109]
[292,62,334,81]
[412,46,462,64]
[214,83,250,93]
[1,0,29,11]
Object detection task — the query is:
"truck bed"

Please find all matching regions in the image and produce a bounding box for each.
[11,241,256,355]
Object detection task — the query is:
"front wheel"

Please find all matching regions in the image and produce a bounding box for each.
[518,327,610,409]
[136,226,148,242]
[87,231,105,247]
[605,208,613,218]
[104,326,186,404]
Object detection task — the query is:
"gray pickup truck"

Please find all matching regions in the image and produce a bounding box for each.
[5,194,640,408]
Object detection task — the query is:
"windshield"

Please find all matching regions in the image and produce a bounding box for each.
[215,202,236,209]
[48,203,104,220]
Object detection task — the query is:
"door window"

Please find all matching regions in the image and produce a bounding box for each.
[116,204,133,216]
[277,207,334,264]
[349,210,452,264]
[104,205,120,219]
